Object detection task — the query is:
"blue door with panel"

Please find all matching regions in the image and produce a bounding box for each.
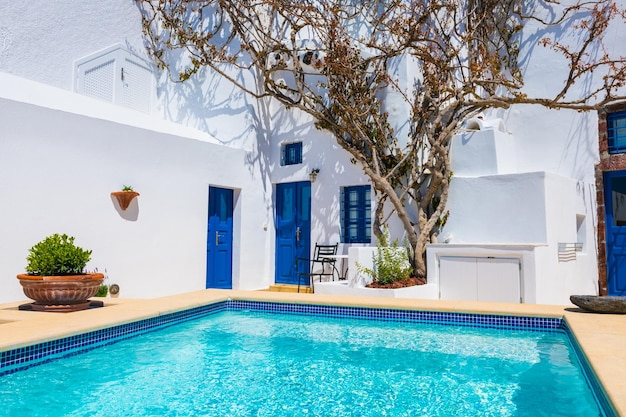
[207,186,233,289]
[604,171,626,295]
[275,182,311,285]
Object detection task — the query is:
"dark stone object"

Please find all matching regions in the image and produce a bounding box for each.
[570,295,626,314]
[19,300,104,311]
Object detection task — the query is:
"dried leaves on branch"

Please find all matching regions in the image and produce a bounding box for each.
[139,0,626,277]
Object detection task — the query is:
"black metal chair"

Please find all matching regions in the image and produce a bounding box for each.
[296,243,338,293]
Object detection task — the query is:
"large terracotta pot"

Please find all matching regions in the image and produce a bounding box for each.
[17,273,104,312]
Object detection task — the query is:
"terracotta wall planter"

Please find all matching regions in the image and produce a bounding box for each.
[17,273,104,312]
[111,190,140,210]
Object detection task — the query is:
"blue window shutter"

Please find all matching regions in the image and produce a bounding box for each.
[296,143,302,163]
[282,142,303,165]
[287,145,294,163]
[364,186,371,242]
[341,185,371,243]
[608,110,626,154]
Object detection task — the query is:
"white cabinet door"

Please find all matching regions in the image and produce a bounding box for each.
[439,257,521,303]
[439,257,477,301]
[476,258,521,303]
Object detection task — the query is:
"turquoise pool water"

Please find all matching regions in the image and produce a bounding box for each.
[0,309,607,417]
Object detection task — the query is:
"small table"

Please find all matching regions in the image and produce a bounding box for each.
[321,254,349,280]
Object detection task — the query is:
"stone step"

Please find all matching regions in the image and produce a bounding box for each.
[265,284,312,294]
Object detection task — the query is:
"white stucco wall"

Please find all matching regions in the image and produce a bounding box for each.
[441,172,549,244]
[0,76,272,304]
[505,106,599,182]
[2,1,623,304]
[538,172,599,303]
[451,127,516,177]
[431,172,598,304]
[0,1,145,92]
[499,0,625,184]
[0,1,262,152]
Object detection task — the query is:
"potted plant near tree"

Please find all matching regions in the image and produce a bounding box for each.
[16,234,104,312]
[358,228,426,289]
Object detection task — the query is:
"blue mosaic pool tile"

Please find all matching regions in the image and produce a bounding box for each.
[0,301,227,376]
[1,299,563,376]
[562,321,618,417]
[228,300,563,331]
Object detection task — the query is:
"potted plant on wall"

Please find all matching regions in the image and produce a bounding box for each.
[16,234,104,312]
[111,185,140,211]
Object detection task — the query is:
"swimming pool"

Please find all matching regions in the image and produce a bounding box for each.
[0,301,615,416]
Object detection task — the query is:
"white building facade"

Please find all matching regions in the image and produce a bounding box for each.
[0,1,623,305]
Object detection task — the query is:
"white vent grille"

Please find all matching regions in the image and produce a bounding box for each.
[83,59,115,102]
[558,242,583,262]
[75,45,153,114]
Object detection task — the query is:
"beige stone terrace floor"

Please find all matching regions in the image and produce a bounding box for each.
[1,290,625,416]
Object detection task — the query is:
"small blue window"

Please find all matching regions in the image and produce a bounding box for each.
[281,142,303,166]
[608,110,626,154]
[341,185,371,243]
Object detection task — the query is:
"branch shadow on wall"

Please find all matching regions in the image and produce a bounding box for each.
[508,0,603,179]
[134,1,275,228]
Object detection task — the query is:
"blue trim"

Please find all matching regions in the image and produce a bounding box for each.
[341,185,371,243]
[0,302,227,376]
[275,182,311,285]
[563,321,618,417]
[608,110,626,154]
[282,142,302,165]
[207,186,234,289]
[231,300,562,330]
[603,170,626,295]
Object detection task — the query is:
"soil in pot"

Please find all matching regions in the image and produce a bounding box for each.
[366,276,426,289]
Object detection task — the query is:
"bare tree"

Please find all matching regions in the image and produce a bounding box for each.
[138,0,626,278]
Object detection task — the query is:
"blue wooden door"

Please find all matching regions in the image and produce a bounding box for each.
[207,187,233,289]
[604,171,626,295]
[275,182,311,285]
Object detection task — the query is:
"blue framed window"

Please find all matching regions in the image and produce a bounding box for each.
[281,142,303,166]
[341,185,371,243]
[608,110,626,154]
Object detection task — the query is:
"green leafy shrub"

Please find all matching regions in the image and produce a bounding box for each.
[25,234,92,276]
[95,285,109,297]
[358,228,412,285]
[93,267,109,296]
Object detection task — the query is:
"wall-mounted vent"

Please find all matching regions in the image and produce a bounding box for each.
[119,57,153,113]
[558,242,583,262]
[75,45,154,114]
[83,59,115,102]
